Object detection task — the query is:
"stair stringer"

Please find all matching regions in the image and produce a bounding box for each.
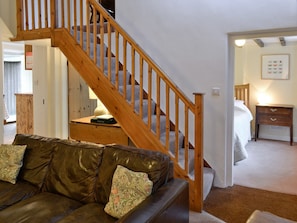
[53,28,169,152]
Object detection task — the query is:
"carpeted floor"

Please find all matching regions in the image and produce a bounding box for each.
[234,139,297,196]
[3,122,16,144]
[204,185,297,223]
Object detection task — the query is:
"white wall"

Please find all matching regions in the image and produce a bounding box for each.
[235,42,297,142]
[33,45,68,139]
[0,41,4,144]
[0,0,16,36]
[116,0,297,187]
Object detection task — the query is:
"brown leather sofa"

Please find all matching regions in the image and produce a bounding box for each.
[0,134,189,223]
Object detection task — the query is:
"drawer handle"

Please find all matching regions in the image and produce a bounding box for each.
[270,118,277,122]
[270,108,278,112]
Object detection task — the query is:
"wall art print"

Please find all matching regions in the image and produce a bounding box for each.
[261,54,289,80]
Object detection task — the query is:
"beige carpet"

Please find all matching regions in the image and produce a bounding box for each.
[234,139,297,195]
[3,122,16,144]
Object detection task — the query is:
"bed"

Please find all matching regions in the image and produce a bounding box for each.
[234,84,253,163]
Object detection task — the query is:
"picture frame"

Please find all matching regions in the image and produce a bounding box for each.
[25,44,33,70]
[261,54,289,80]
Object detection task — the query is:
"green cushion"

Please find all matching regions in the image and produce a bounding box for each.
[0,144,27,184]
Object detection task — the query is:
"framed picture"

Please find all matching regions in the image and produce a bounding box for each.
[25,44,33,70]
[261,54,289,80]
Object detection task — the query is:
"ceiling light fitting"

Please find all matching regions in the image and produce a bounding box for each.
[235,39,246,47]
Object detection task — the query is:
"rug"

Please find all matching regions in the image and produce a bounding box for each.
[203,185,297,223]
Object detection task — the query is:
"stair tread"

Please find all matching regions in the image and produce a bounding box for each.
[173,147,195,173]
[134,99,155,118]
[75,23,113,34]
[96,57,117,71]
[143,115,166,134]
[106,70,130,87]
[189,167,215,200]
[160,131,184,153]
[119,85,141,101]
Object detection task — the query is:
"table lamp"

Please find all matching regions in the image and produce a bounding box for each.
[88,87,109,116]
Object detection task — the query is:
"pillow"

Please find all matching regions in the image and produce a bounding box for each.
[234,99,245,107]
[104,165,153,218]
[234,100,253,120]
[0,144,27,184]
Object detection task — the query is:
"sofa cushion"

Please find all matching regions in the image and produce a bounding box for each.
[42,140,104,203]
[13,134,58,188]
[104,165,153,218]
[0,144,27,184]
[95,144,172,204]
[0,192,83,223]
[0,180,39,211]
[56,203,117,223]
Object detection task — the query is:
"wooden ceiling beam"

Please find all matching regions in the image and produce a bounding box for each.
[254,39,264,47]
[279,37,286,46]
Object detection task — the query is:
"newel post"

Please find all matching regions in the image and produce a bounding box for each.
[193,92,204,212]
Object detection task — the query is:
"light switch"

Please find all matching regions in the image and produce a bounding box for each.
[212,87,220,96]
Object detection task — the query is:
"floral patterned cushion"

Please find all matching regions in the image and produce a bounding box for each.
[104,165,153,218]
[0,144,27,184]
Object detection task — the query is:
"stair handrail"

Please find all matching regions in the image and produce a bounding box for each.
[14,0,204,212]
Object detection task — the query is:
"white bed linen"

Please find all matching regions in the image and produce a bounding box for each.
[234,100,253,163]
[3,101,9,120]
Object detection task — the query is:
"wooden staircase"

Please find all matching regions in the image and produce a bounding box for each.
[13,0,207,212]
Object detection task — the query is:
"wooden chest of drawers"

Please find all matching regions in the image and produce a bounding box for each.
[255,104,294,145]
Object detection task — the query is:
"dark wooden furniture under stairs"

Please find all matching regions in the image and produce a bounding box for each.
[69,116,129,145]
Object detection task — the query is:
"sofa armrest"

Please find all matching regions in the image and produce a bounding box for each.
[117,178,189,223]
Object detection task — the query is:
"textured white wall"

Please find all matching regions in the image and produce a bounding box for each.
[32,45,68,139]
[0,41,3,144]
[0,0,16,36]
[116,0,297,187]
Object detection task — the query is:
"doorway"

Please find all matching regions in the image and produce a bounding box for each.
[3,61,21,144]
[230,28,297,189]
[4,61,21,123]
[2,42,32,143]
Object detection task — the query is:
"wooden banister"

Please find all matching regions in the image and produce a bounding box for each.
[14,0,204,212]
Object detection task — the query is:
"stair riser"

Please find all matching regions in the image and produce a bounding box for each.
[134,100,156,119]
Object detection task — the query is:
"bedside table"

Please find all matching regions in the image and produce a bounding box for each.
[255,104,294,145]
[69,116,129,145]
